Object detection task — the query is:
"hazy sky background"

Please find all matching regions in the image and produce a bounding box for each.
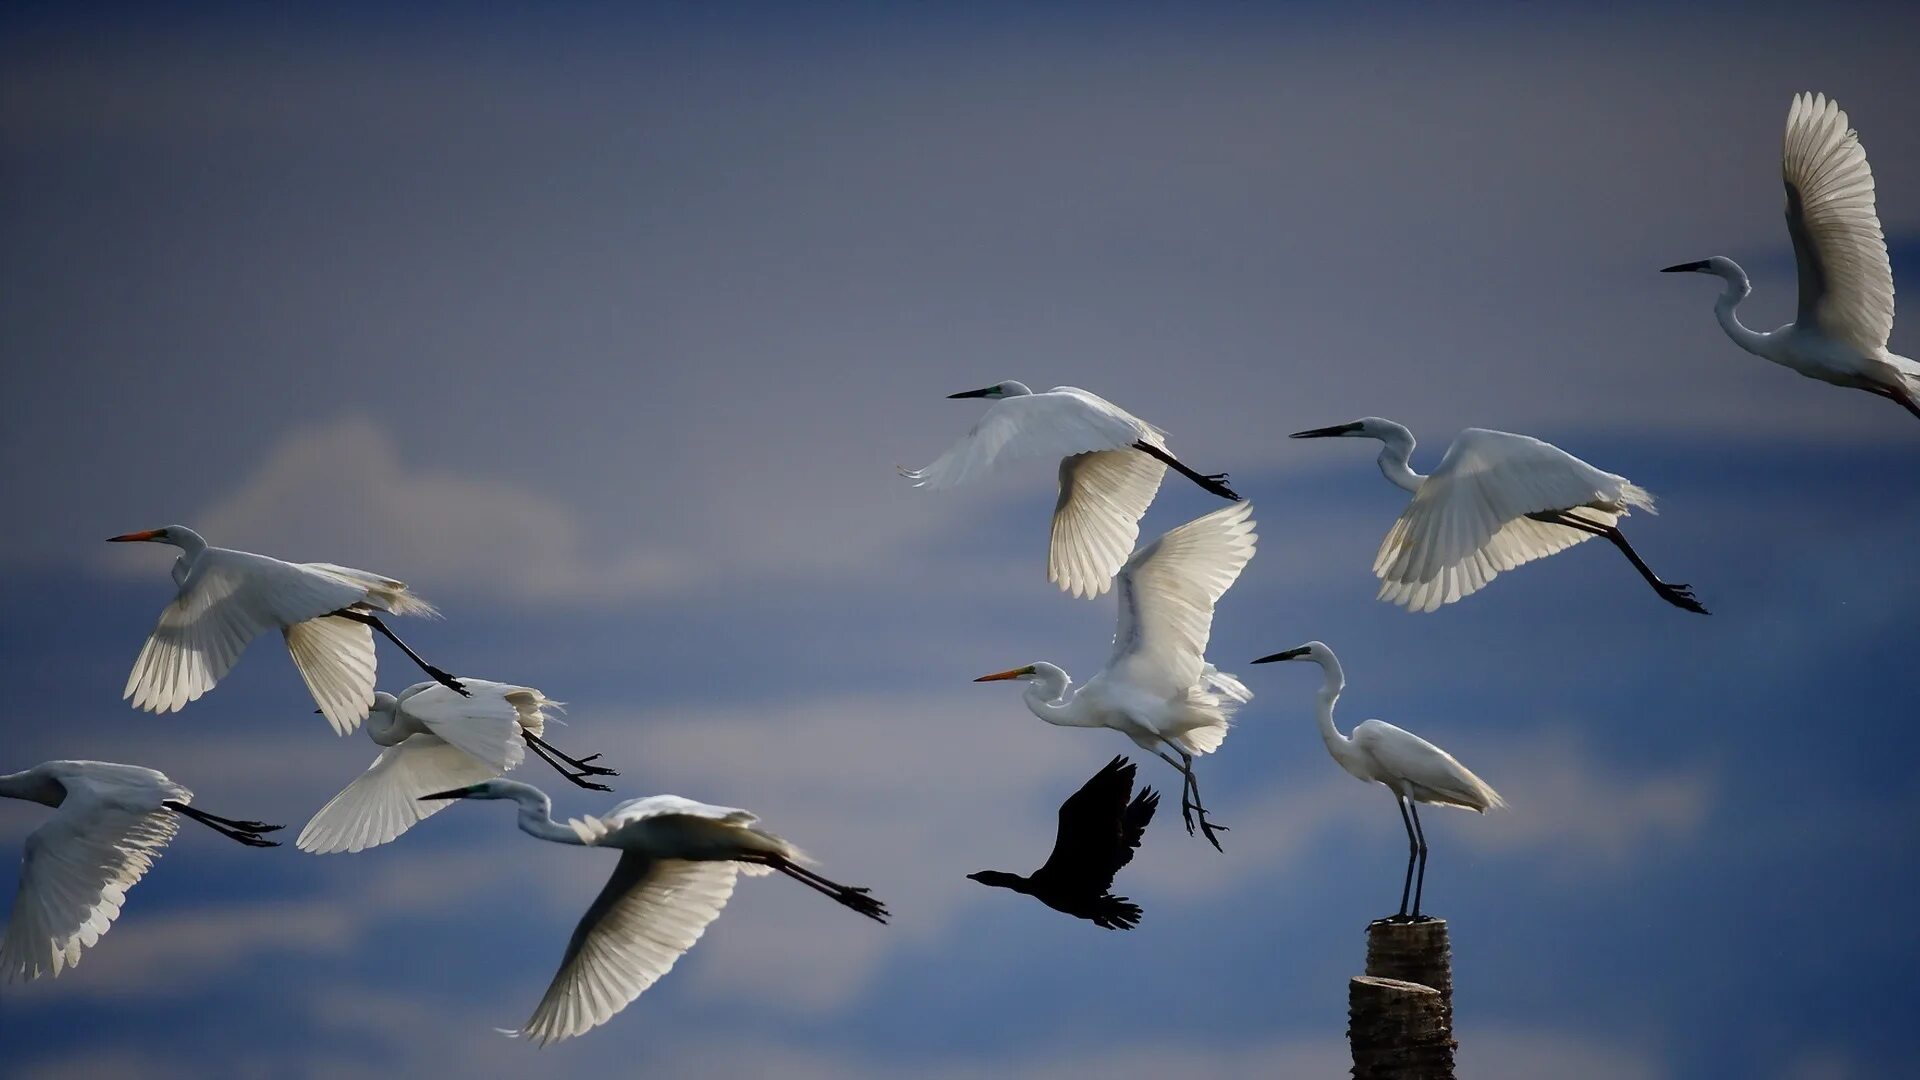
[4,2,1919,1077]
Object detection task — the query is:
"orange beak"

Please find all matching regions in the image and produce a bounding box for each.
[107,530,164,543]
[973,667,1032,682]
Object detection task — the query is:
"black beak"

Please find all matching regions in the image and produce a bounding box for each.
[1289,423,1361,439]
[1252,647,1312,664]
[417,788,472,801]
[1660,261,1710,273]
[947,387,996,399]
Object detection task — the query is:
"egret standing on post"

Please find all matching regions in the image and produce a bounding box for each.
[901,381,1241,598]
[974,502,1257,851]
[2,760,282,982]
[420,780,887,1045]
[110,525,466,733]
[1289,420,1705,613]
[1664,93,1918,419]
[1251,643,1501,922]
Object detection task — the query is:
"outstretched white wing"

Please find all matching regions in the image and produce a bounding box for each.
[1783,92,1894,355]
[901,389,1150,491]
[1107,502,1258,698]
[296,735,500,855]
[124,547,371,719]
[1,788,179,981]
[1050,449,1169,599]
[520,855,739,1046]
[399,680,552,772]
[1373,429,1652,613]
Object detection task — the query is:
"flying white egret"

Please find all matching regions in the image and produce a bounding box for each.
[1252,642,1502,922]
[1,760,281,982]
[420,780,887,1045]
[1664,93,1917,419]
[1290,419,1706,614]
[901,381,1241,599]
[298,680,617,855]
[110,525,466,733]
[974,502,1257,851]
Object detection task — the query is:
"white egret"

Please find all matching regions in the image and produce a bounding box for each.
[901,381,1241,599]
[1,760,281,982]
[974,502,1257,851]
[110,525,465,734]
[967,755,1158,930]
[298,680,617,855]
[1290,419,1706,614]
[420,779,887,1045]
[1664,93,1918,418]
[1252,642,1502,922]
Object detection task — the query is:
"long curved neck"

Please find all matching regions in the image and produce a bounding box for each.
[501,784,585,846]
[1372,425,1424,494]
[1709,261,1771,358]
[1022,666,1101,728]
[1305,654,1365,771]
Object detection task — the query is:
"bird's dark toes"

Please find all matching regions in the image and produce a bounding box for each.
[239,835,280,848]
[235,821,283,833]
[575,754,601,764]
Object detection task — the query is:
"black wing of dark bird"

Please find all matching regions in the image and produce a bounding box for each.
[1032,755,1159,900]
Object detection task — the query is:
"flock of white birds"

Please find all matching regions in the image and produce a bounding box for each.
[1,92,1907,1046]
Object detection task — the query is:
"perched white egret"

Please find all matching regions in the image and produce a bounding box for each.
[1290,419,1705,614]
[901,381,1241,599]
[1,760,281,982]
[420,780,887,1045]
[110,525,465,733]
[298,680,617,855]
[1252,642,1502,922]
[1664,93,1917,419]
[974,502,1257,850]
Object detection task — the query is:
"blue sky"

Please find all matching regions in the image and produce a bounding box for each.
[4,2,1919,1077]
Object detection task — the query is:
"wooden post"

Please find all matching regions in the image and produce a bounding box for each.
[1347,919,1456,1079]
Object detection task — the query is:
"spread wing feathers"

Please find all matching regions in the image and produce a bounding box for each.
[295,735,499,855]
[901,390,1151,491]
[1108,502,1258,698]
[1035,756,1160,894]
[1,795,180,981]
[123,549,369,716]
[1373,430,1652,612]
[1051,450,1169,599]
[520,855,738,1046]
[284,616,379,735]
[1783,92,1894,354]
[402,680,552,771]
[1352,720,1505,812]
[565,797,760,845]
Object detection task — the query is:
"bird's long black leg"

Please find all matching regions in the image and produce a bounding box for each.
[753,855,889,923]
[1131,441,1242,501]
[165,801,281,847]
[327,609,471,695]
[1153,748,1199,834]
[1409,801,1430,920]
[1525,511,1707,614]
[1162,745,1227,852]
[1395,796,1416,920]
[524,732,617,777]
[521,735,613,791]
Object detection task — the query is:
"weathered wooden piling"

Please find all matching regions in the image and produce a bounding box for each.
[1347,918,1456,1079]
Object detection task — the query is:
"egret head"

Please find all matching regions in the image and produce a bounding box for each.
[1660,255,1736,276]
[1251,640,1332,665]
[418,778,518,802]
[106,525,200,547]
[966,870,1029,893]
[1289,417,1401,442]
[973,664,1040,684]
[948,380,1034,400]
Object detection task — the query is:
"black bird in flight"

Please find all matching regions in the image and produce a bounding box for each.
[968,756,1159,930]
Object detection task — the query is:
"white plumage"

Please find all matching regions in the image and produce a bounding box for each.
[902,380,1238,598]
[0,761,280,982]
[1665,93,1918,418]
[421,780,887,1046]
[1291,419,1703,614]
[110,525,450,733]
[298,680,557,855]
[1253,642,1501,920]
[975,502,1258,849]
